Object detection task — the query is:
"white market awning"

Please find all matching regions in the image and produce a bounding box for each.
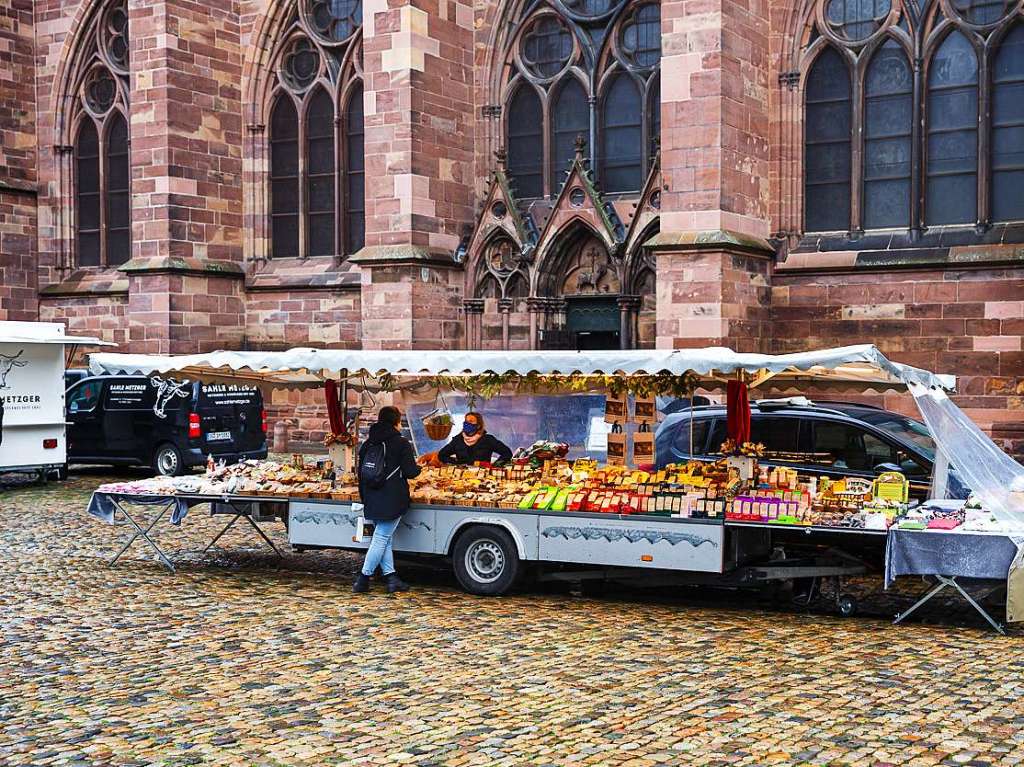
[88,344,955,393]
[0,320,115,347]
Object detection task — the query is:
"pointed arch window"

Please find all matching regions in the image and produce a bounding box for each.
[270,97,300,258]
[71,0,131,268]
[993,24,1024,222]
[926,31,978,226]
[502,1,661,198]
[507,85,544,198]
[551,79,589,189]
[76,121,102,267]
[265,5,363,259]
[804,47,852,232]
[800,0,1024,237]
[864,40,912,229]
[345,84,366,255]
[600,74,644,193]
[306,88,336,257]
[105,113,131,265]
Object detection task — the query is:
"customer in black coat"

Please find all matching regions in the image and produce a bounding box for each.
[438,411,513,466]
[354,406,422,594]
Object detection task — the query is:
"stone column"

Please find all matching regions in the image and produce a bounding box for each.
[654,0,775,353]
[462,298,484,349]
[124,0,245,353]
[355,0,476,349]
[498,297,513,351]
[527,297,547,350]
[617,295,641,350]
[659,0,772,241]
[647,232,773,351]
[0,0,37,322]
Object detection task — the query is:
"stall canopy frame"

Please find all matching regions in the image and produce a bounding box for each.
[88,344,955,394]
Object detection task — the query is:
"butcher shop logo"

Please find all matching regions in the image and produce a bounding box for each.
[0,350,28,390]
[151,376,190,418]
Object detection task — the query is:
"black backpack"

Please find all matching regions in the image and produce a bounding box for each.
[359,440,400,489]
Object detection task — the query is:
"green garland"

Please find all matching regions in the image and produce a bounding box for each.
[429,371,701,399]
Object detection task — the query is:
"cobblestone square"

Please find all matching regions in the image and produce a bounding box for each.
[3,473,1024,767]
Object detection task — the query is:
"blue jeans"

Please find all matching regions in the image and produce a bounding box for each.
[361,517,401,577]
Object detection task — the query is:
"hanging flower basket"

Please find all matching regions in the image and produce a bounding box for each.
[422,410,453,440]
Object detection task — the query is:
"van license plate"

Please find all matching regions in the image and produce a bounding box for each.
[207,431,231,442]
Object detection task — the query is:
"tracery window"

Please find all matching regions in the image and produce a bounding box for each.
[72,0,131,268]
[267,1,364,258]
[802,0,1024,233]
[503,0,661,198]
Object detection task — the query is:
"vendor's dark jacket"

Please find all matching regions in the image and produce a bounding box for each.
[358,422,422,521]
[438,433,513,466]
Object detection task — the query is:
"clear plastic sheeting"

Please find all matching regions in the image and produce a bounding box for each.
[910,383,1024,527]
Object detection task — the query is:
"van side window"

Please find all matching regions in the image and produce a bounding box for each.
[672,419,710,456]
[68,382,102,413]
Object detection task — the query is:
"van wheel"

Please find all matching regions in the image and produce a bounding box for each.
[153,443,184,477]
[452,525,521,596]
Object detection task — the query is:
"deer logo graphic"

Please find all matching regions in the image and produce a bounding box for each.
[151,377,191,418]
[0,350,28,389]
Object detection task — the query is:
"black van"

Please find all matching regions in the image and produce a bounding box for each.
[65,375,269,475]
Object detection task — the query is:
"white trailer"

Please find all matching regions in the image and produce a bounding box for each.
[0,321,114,479]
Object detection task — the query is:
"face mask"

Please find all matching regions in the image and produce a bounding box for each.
[463,422,479,436]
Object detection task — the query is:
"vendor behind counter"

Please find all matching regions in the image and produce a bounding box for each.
[438,412,513,466]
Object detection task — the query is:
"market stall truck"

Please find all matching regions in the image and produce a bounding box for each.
[0,321,114,481]
[287,500,871,612]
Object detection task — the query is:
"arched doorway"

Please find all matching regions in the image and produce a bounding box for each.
[535,227,634,350]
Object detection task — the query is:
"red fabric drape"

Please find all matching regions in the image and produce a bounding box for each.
[325,380,345,435]
[726,380,751,446]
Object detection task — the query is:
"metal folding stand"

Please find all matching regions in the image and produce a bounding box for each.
[894,575,1005,634]
[108,497,178,573]
[203,500,284,559]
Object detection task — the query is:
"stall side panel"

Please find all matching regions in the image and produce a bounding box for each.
[288,501,437,554]
[432,508,540,560]
[537,516,725,573]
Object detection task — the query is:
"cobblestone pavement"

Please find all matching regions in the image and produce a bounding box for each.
[3,471,1024,767]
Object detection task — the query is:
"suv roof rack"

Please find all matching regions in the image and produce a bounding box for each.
[754,396,814,409]
[811,400,886,410]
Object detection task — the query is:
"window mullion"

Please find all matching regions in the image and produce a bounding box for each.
[910,53,924,238]
[977,44,991,228]
[99,118,108,268]
[542,92,552,198]
[299,105,308,259]
[850,68,864,236]
[335,111,344,258]
[588,91,597,171]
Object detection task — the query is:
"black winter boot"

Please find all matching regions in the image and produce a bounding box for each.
[385,573,410,593]
[352,573,371,593]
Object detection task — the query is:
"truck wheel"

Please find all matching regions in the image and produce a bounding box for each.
[153,443,183,477]
[452,525,521,596]
[837,594,858,617]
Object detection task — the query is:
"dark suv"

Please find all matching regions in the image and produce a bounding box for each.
[655,399,947,500]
